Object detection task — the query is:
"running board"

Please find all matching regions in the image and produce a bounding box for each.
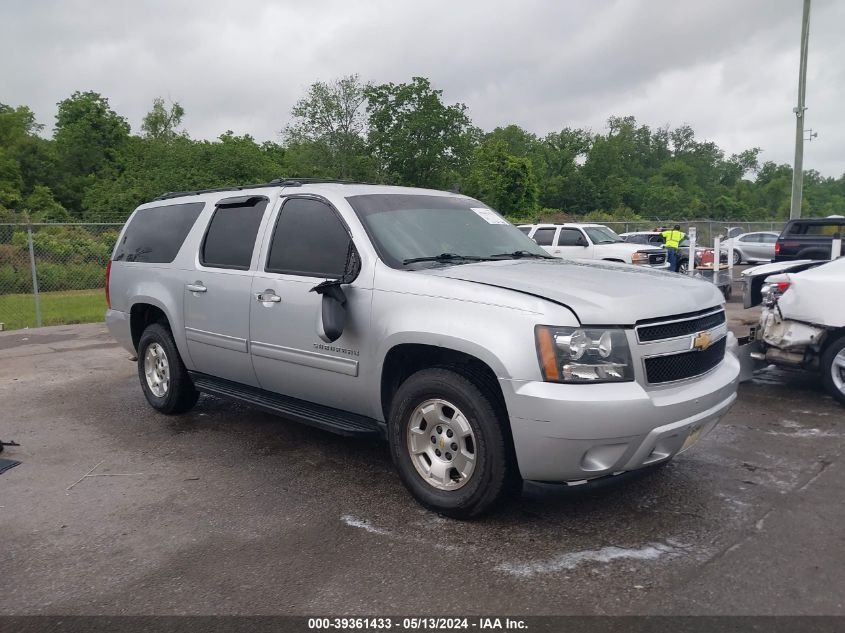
[189,372,384,438]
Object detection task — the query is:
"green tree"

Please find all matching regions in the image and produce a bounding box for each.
[141,98,186,141]
[365,77,477,188]
[25,185,69,221]
[463,140,538,216]
[285,74,373,180]
[53,91,130,214]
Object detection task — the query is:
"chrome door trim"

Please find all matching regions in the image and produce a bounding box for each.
[185,326,249,353]
[250,340,359,377]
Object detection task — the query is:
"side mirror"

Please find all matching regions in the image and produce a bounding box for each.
[577,236,588,247]
[311,242,360,343]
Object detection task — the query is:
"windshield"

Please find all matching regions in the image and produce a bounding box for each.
[345,194,550,268]
[584,226,622,244]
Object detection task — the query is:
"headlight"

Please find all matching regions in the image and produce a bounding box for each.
[535,325,635,383]
[631,251,650,264]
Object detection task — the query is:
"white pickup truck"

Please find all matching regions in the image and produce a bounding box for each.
[519,223,668,268]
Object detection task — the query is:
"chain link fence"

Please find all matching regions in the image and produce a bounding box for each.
[0,223,122,331]
[0,219,791,332]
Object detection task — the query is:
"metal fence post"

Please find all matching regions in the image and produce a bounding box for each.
[832,234,842,260]
[27,223,42,328]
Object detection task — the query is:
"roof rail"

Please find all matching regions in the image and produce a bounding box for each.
[153,178,364,201]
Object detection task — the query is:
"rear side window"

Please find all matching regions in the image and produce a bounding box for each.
[266,197,351,278]
[533,228,556,246]
[201,196,268,270]
[113,202,204,263]
[806,223,844,236]
[517,226,531,234]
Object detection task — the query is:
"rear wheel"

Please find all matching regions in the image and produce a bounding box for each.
[820,334,845,406]
[732,250,742,265]
[137,323,199,414]
[388,368,516,518]
[677,259,689,275]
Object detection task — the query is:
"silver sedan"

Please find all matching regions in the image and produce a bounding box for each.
[722,231,780,265]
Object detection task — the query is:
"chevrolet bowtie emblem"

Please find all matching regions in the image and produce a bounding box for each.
[692,331,713,351]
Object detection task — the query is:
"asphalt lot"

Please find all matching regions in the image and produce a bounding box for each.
[1,294,843,616]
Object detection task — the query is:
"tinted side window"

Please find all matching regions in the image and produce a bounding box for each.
[648,235,665,244]
[806,223,844,236]
[266,198,350,278]
[201,197,268,270]
[533,228,556,246]
[518,226,531,234]
[113,202,204,263]
[557,228,583,246]
[760,234,777,244]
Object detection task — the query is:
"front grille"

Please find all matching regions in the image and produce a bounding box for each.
[644,337,726,384]
[637,310,725,343]
[648,252,666,265]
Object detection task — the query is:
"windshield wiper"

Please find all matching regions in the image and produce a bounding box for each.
[488,250,553,259]
[402,253,491,265]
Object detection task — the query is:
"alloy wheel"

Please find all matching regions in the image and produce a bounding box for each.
[406,398,477,491]
[144,342,170,398]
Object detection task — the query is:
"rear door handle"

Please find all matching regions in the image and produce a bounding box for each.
[256,291,281,303]
[186,282,207,293]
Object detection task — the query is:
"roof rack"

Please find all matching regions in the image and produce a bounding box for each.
[153,178,363,201]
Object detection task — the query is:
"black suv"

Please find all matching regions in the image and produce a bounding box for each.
[775,216,845,261]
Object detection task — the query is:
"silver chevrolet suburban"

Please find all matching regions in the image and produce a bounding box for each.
[106,180,740,517]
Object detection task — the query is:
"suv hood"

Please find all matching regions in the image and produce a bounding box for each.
[419,259,723,325]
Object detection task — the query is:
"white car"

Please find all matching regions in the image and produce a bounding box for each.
[721,231,779,265]
[519,223,668,268]
[750,257,845,405]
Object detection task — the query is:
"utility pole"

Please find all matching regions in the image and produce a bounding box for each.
[789,0,812,220]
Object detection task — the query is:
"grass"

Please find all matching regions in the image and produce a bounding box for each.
[0,288,106,331]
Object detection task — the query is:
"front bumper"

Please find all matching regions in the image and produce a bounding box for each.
[500,350,740,482]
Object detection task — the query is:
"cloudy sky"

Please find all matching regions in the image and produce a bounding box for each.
[2,0,843,176]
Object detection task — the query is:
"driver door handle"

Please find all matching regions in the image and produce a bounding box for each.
[256,291,281,303]
[186,282,207,293]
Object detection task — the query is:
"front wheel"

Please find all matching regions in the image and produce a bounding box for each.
[820,334,845,406]
[732,250,742,265]
[388,368,517,518]
[677,259,689,275]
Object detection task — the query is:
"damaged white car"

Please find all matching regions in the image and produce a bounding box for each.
[749,257,845,405]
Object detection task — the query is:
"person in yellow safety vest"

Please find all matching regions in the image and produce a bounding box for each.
[661,224,686,272]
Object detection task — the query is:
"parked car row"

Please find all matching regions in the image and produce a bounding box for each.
[619,231,728,274]
[517,223,668,268]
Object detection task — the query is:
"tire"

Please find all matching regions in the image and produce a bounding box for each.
[732,250,742,265]
[820,333,845,406]
[677,259,689,275]
[137,322,199,414]
[388,368,516,518]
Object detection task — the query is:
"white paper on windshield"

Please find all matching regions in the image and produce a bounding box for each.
[470,207,508,225]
